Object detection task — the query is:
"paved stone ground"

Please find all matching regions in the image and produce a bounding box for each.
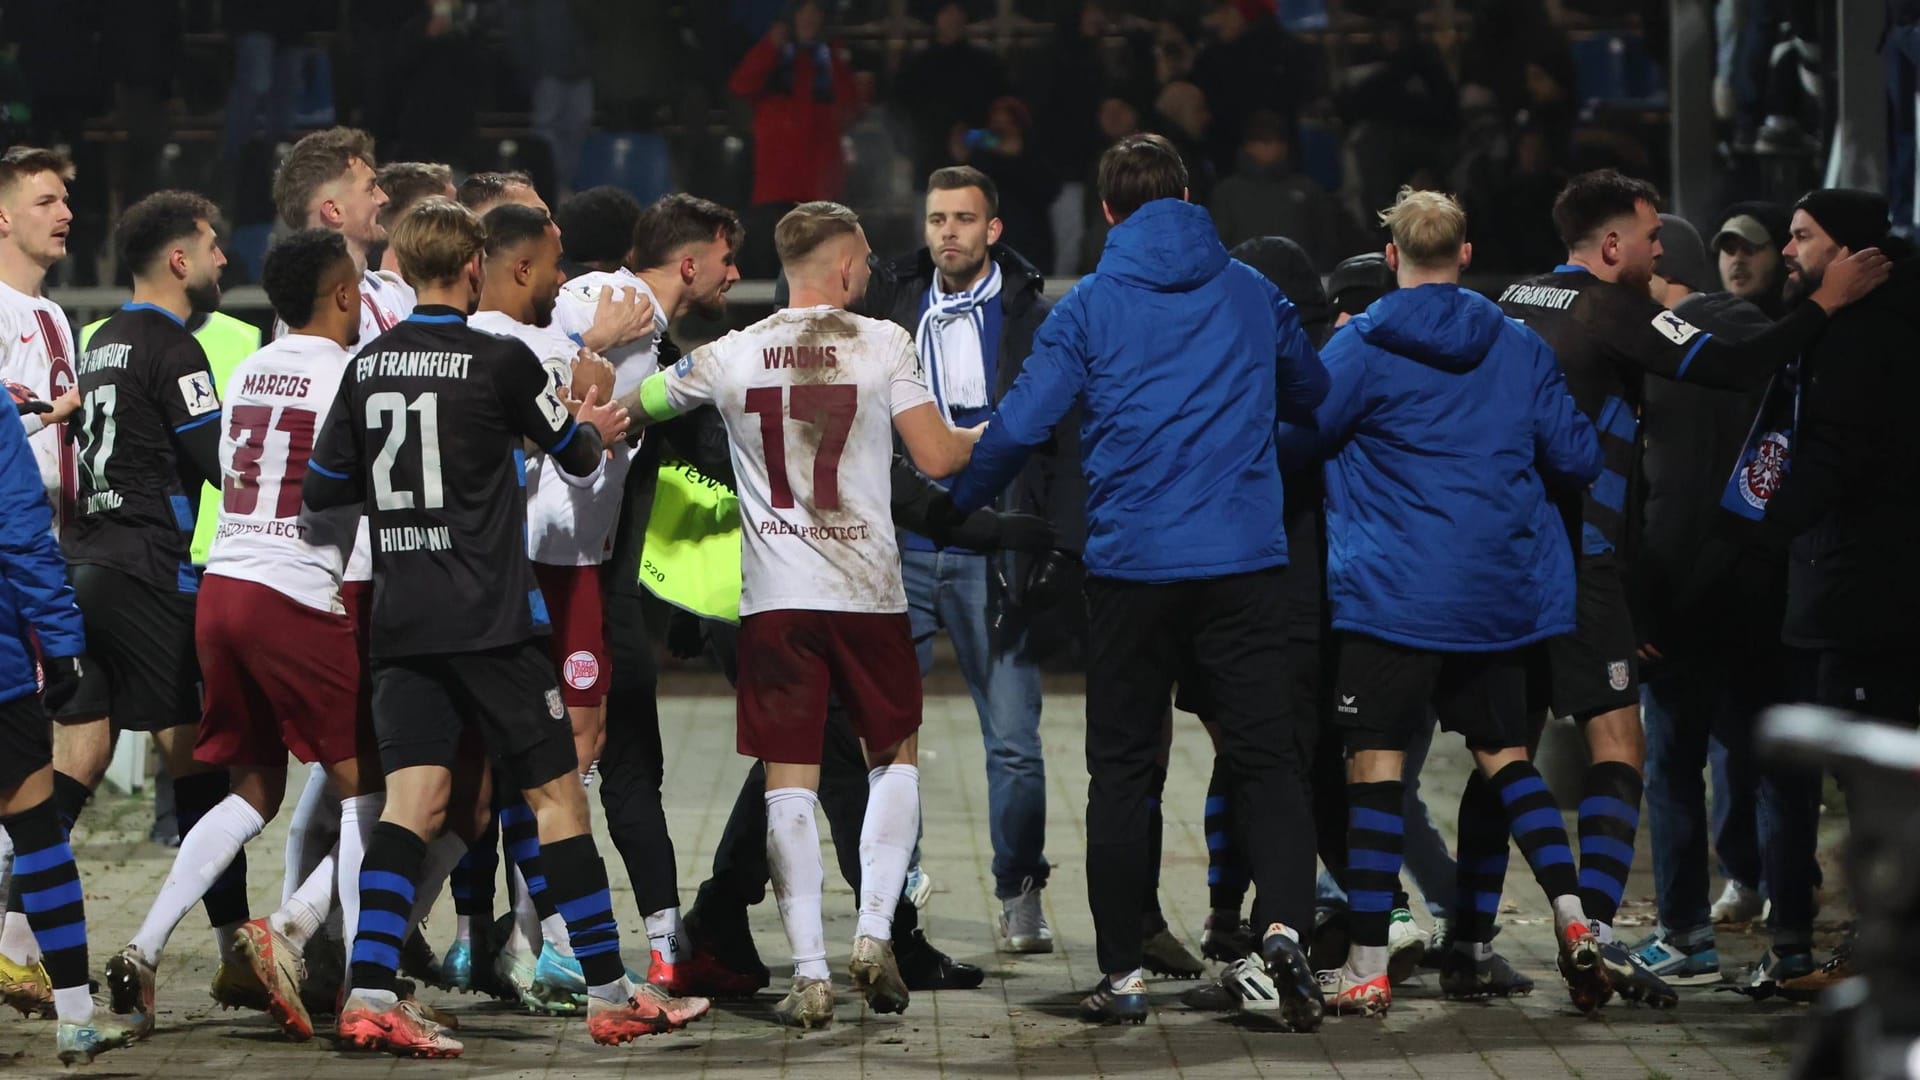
[2,671,1839,1078]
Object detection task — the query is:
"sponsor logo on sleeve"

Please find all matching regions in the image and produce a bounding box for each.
[673,354,694,378]
[564,650,601,690]
[1652,311,1705,346]
[545,687,566,719]
[178,371,219,415]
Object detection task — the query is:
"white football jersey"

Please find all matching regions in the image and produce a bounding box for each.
[470,309,630,566]
[205,334,365,613]
[661,306,934,616]
[553,269,661,399]
[0,278,78,529]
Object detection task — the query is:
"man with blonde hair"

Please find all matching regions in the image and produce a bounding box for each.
[302,197,690,1055]
[622,200,981,1030]
[1277,187,1612,1015]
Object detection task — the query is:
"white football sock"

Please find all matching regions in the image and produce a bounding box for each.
[507,863,542,958]
[765,787,829,981]
[540,913,573,958]
[0,910,40,964]
[129,794,265,965]
[1551,895,1587,935]
[855,764,919,943]
[645,907,684,965]
[406,832,467,935]
[336,792,381,959]
[272,850,335,951]
[281,765,339,906]
[52,984,92,1025]
[0,827,13,919]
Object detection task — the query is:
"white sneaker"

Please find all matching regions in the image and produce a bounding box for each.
[1710,880,1765,924]
[1386,909,1426,985]
[902,866,934,913]
[997,878,1053,954]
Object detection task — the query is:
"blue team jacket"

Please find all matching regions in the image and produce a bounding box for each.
[0,414,86,705]
[1278,284,1602,650]
[949,198,1329,582]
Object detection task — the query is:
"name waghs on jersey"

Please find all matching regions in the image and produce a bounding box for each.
[355,351,472,380]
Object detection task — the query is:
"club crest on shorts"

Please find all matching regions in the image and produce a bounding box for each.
[1606,661,1630,692]
[564,650,600,691]
[545,687,565,719]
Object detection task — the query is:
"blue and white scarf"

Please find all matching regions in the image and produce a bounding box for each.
[914,261,1001,413]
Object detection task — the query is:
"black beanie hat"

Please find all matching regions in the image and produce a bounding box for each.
[1327,252,1397,318]
[1231,236,1334,345]
[1792,188,1890,253]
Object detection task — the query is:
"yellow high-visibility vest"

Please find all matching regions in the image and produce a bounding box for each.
[640,462,742,623]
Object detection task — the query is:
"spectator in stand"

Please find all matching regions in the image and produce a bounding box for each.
[388,2,481,166]
[1338,8,1458,224]
[1191,0,1322,179]
[1458,0,1575,152]
[1033,2,1122,276]
[727,0,858,277]
[950,98,1061,276]
[895,2,1009,190]
[1078,96,1142,272]
[222,2,318,162]
[1150,81,1215,207]
[504,0,595,198]
[1151,19,1198,86]
[1210,111,1349,271]
[1465,124,1566,274]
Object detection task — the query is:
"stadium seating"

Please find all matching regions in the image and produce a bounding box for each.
[1571,31,1668,110]
[574,132,674,206]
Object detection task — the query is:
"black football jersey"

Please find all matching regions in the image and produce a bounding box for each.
[64,303,222,592]
[1497,266,1715,555]
[307,306,584,658]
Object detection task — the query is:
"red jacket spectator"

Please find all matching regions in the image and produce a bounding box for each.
[727,18,857,206]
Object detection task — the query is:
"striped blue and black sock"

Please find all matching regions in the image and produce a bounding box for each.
[1577,761,1642,927]
[499,796,558,922]
[1345,781,1406,953]
[449,812,499,922]
[1490,761,1578,902]
[350,821,426,995]
[0,799,88,993]
[1203,761,1248,913]
[1452,770,1511,945]
[541,834,625,992]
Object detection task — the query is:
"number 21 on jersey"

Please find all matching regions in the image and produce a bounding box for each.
[745,385,856,510]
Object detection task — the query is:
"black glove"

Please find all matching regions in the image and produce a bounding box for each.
[948,509,1054,553]
[14,397,50,416]
[666,608,708,661]
[41,654,102,720]
[1023,548,1079,611]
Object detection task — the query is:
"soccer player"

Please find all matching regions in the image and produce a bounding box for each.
[623,201,979,1029]
[465,201,627,1013]
[102,229,382,1043]
[1278,188,1608,1015]
[551,192,740,995]
[1496,170,1887,1006]
[63,190,264,1006]
[0,342,139,1064]
[0,145,85,1017]
[302,197,684,1055]
[372,161,456,275]
[456,170,541,215]
[272,127,415,340]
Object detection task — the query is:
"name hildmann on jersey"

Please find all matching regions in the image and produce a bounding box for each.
[756,519,872,541]
[355,351,472,381]
[379,525,453,552]
[78,343,131,374]
[762,345,838,369]
[238,372,313,398]
[1498,283,1580,311]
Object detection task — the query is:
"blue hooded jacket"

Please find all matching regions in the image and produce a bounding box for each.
[950,199,1329,581]
[0,412,86,705]
[1278,284,1602,650]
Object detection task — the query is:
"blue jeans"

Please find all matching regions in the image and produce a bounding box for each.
[1644,651,1822,948]
[902,549,1049,899]
[223,31,303,156]
[1315,714,1455,920]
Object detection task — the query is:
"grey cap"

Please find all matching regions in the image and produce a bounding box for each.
[1656,213,1712,293]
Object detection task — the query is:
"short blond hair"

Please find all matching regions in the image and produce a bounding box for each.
[775,201,860,267]
[1379,186,1467,269]
[390,196,486,286]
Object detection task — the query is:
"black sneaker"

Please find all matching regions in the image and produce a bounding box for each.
[1178,975,1241,1012]
[1079,973,1149,1024]
[399,929,439,986]
[1201,913,1256,963]
[1308,910,1350,974]
[1734,948,1818,1002]
[1141,928,1204,979]
[895,929,984,991]
[683,904,769,990]
[1597,937,1678,1008]
[1259,927,1325,1034]
[1439,949,1535,999]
